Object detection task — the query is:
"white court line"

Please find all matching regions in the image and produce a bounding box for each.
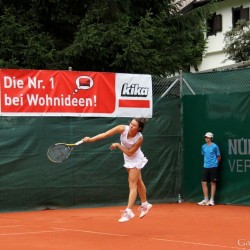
[52,227,248,250]
[0,225,22,228]
[0,229,65,236]
[152,237,248,250]
[0,226,247,250]
[51,227,129,237]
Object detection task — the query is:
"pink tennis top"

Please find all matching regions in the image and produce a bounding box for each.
[120,125,148,169]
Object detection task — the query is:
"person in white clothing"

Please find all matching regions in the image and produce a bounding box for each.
[83,118,152,222]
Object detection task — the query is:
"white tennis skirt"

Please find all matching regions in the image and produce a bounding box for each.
[123,157,148,169]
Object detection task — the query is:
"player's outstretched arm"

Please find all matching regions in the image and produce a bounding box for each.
[83,125,125,143]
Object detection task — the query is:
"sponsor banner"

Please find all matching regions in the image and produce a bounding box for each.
[115,73,152,118]
[0,69,152,117]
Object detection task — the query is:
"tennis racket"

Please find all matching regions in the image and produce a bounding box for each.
[47,140,83,163]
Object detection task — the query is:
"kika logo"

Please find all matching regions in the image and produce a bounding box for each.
[121,83,149,97]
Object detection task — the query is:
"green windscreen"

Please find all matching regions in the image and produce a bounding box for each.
[0,97,182,212]
[183,92,250,205]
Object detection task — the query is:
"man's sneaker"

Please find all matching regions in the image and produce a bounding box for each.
[138,203,153,218]
[206,199,215,206]
[118,210,135,223]
[197,199,209,206]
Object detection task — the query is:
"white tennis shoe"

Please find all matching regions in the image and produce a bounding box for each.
[138,203,153,218]
[118,210,135,222]
[197,199,209,206]
[206,199,215,206]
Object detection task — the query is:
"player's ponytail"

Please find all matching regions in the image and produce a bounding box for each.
[134,117,148,132]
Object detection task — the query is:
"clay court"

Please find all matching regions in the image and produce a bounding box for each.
[0,203,249,250]
[1,69,250,250]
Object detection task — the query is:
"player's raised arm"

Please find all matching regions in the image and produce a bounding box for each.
[83,125,125,143]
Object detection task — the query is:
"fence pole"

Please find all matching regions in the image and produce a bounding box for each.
[179,70,183,98]
[179,70,184,200]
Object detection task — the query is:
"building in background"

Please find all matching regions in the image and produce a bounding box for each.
[178,0,250,72]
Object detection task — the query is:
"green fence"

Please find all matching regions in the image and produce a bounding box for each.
[182,67,250,206]
[182,67,250,95]
[1,66,250,212]
[0,96,182,212]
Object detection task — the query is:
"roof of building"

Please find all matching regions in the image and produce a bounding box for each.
[177,0,212,13]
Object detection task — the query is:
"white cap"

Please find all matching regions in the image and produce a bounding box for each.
[204,132,213,138]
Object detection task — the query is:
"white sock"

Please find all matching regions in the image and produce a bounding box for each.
[204,197,209,201]
[125,208,132,213]
[141,201,148,206]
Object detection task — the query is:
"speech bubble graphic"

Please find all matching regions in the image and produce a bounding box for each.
[73,76,94,94]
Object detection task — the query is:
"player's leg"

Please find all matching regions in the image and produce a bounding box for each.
[118,168,140,222]
[137,171,146,202]
[127,168,140,209]
[137,172,152,218]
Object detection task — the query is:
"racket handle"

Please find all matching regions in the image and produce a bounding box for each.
[75,140,84,146]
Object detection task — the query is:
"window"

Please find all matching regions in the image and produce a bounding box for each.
[207,13,222,36]
[232,6,249,27]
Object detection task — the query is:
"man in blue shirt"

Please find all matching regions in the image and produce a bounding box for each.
[198,132,221,206]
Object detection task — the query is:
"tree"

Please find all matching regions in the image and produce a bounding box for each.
[0,0,87,69]
[224,19,250,63]
[0,0,214,75]
[65,0,212,75]
[0,8,55,69]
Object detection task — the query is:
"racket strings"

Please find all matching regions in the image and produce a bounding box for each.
[47,144,72,163]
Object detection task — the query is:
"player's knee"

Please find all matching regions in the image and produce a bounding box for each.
[128,181,137,189]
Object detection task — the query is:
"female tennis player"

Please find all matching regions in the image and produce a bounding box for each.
[83,117,152,222]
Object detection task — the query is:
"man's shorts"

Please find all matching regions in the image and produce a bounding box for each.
[202,167,218,182]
